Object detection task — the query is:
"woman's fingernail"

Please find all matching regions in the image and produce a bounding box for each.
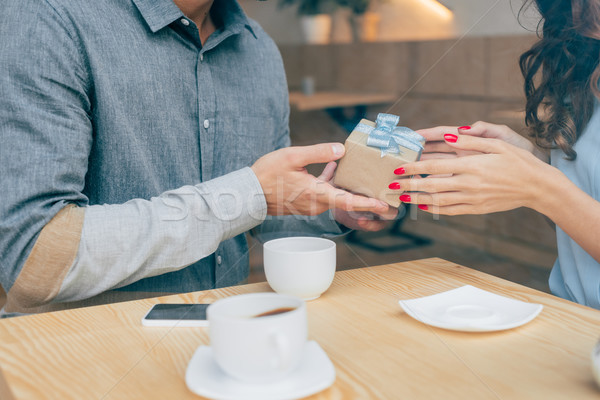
[388,182,401,190]
[399,194,411,202]
[458,126,471,130]
[332,144,345,157]
[444,134,458,143]
[394,167,406,175]
[418,204,429,211]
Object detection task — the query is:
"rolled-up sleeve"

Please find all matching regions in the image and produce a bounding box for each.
[0,1,93,291]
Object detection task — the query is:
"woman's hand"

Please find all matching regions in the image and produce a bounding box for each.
[398,131,600,266]
[252,143,391,220]
[393,133,559,216]
[418,122,549,162]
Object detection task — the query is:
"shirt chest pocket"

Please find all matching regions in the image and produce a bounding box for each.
[214,115,279,173]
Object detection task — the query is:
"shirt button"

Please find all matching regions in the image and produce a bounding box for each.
[203,119,210,129]
[181,18,190,26]
[216,255,222,265]
[200,54,204,61]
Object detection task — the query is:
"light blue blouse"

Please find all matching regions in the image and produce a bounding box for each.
[550,100,600,309]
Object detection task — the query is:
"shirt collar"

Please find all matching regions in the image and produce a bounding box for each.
[132,0,256,38]
[132,0,184,33]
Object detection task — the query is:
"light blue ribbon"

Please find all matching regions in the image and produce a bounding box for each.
[354,113,425,158]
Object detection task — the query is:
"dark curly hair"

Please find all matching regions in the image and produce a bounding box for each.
[520,0,600,160]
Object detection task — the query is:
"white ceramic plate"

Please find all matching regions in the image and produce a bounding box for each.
[185,341,335,400]
[398,285,543,332]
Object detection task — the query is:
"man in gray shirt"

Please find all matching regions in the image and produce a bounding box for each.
[0,0,394,313]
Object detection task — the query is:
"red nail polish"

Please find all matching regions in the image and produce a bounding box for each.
[418,204,429,211]
[399,194,411,202]
[394,167,406,175]
[458,126,471,130]
[388,182,401,190]
[444,134,458,143]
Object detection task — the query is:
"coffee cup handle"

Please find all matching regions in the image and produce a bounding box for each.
[271,332,292,370]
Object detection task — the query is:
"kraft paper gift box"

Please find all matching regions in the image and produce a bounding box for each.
[333,113,425,208]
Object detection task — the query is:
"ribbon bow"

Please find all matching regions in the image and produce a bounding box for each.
[354,113,425,158]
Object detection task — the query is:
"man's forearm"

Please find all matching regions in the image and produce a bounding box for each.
[5,168,266,311]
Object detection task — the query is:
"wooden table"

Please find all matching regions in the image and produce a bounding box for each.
[1,258,599,399]
[289,90,398,134]
[288,91,397,112]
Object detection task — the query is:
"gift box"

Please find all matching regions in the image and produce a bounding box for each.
[333,113,425,208]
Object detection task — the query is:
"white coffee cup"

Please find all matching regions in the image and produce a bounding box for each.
[207,293,307,383]
[263,237,336,300]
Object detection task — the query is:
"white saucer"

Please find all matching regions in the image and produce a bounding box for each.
[398,285,543,332]
[185,341,336,400]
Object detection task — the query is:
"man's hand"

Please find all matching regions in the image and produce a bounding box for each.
[251,143,392,223]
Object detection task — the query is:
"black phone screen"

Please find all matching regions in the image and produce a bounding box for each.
[144,304,209,320]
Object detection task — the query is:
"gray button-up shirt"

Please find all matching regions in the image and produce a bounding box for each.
[0,0,341,306]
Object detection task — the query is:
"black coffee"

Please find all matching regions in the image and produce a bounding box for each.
[253,307,296,318]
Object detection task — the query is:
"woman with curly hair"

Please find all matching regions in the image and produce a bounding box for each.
[394,0,600,308]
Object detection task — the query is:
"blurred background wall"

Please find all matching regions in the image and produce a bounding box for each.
[240,0,539,43]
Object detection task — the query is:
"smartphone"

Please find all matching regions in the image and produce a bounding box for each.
[141,303,210,327]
